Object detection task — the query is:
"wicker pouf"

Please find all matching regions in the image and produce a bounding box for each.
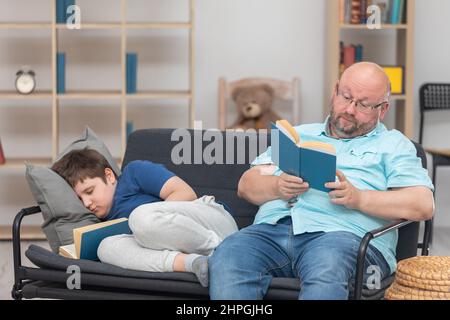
[385,256,450,300]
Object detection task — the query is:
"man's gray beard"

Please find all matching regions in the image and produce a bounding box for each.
[329,107,376,138]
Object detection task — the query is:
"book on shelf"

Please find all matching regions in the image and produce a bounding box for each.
[126,53,138,94]
[59,218,131,260]
[57,52,65,94]
[0,138,5,165]
[270,120,337,192]
[390,0,405,24]
[340,0,406,25]
[340,43,363,73]
[350,0,362,24]
[56,0,76,24]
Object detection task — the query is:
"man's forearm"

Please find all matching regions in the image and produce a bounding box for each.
[357,187,434,221]
[238,169,280,206]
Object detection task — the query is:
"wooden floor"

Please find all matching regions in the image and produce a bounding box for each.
[0,226,45,240]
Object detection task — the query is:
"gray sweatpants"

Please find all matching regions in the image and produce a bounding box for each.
[97,196,238,272]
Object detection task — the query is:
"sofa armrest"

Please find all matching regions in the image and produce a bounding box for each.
[12,206,41,299]
[353,219,413,300]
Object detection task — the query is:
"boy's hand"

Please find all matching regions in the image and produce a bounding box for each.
[325,170,363,210]
[276,173,309,200]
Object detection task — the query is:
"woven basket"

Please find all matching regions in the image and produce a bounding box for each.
[385,282,450,300]
[396,256,450,281]
[384,256,450,300]
[396,272,450,292]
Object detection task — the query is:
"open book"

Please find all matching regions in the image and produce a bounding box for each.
[59,218,131,260]
[271,120,336,192]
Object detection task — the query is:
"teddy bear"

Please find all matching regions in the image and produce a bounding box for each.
[228,83,281,130]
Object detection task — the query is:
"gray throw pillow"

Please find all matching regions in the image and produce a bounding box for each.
[56,126,121,177]
[25,126,121,253]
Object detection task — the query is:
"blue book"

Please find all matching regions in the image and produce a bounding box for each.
[56,0,66,23]
[65,0,75,22]
[355,44,363,62]
[57,52,65,94]
[59,218,131,261]
[390,0,400,24]
[271,121,336,192]
[126,53,137,93]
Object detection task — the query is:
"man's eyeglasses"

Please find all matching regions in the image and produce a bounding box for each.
[335,86,388,114]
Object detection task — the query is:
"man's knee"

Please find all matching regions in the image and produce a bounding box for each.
[210,233,246,273]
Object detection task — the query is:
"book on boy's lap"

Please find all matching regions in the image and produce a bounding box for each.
[271,120,337,192]
[59,218,131,260]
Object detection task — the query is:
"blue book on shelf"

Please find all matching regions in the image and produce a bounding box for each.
[270,121,336,192]
[355,44,363,62]
[65,0,75,22]
[57,52,65,94]
[56,0,66,23]
[126,53,137,93]
[56,0,75,24]
[390,0,401,24]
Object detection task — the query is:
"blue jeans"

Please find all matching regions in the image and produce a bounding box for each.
[209,216,391,300]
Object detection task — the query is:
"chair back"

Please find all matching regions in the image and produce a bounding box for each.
[419,83,450,144]
[396,141,428,261]
[218,77,300,130]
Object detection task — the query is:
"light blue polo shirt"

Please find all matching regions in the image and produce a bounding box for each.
[251,118,434,274]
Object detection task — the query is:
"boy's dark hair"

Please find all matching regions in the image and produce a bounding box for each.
[51,148,116,188]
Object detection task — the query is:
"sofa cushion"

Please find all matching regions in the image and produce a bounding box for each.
[25,127,119,252]
[123,129,270,229]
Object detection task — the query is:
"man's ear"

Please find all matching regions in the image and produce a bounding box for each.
[334,80,340,95]
[379,102,390,120]
[104,168,116,184]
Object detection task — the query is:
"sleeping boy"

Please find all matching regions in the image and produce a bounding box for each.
[51,148,238,287]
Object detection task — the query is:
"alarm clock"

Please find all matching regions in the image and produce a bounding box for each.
[15,69,36,94]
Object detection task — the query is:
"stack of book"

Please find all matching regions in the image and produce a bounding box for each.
[339,0,407,25]
[339,42,364,74]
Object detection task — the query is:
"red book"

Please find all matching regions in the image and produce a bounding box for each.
[0,139,5,165]
[343,45,356,69]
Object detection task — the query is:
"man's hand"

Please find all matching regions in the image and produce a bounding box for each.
[277,173,309,201]
[325,170,363,210]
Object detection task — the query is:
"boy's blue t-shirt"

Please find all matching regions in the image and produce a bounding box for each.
[105,160,175,220]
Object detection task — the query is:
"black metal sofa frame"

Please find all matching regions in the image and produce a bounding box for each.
[12,129,431,300]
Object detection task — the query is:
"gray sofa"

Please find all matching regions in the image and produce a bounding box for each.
[12,129,430,300]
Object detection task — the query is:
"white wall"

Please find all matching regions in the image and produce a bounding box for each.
[0,0,449,227]
[414,0,450,227]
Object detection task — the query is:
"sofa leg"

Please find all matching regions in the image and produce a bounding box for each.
[11,284,23,300]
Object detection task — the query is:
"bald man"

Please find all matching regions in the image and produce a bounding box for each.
[209,62,435,300]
